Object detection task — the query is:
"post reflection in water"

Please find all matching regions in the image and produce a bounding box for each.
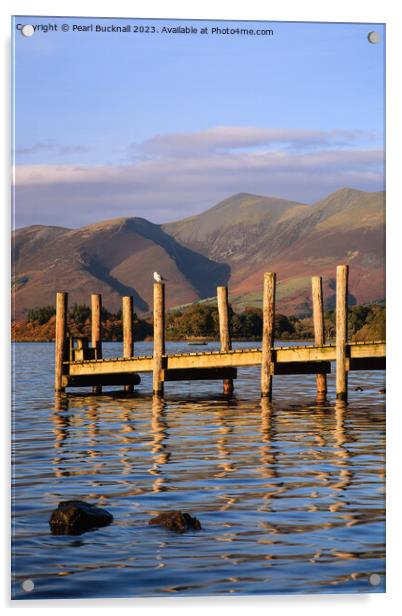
[214,406,235,478]
[51,394,71,478]
[256,398,282,516]
[332,400,353,496]
[259,398,277,477]
[213,401,238,512]
[86,402,99,461]
[149,395,171,492]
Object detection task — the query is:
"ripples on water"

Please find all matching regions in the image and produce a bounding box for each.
[11,342,385,599]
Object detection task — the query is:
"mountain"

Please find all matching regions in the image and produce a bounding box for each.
[164,188,385,314]
[163,193,308,263]
[12,217,229,320]
[12,188,385,320]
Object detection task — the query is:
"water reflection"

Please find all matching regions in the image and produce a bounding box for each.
[149,396,171,492]
[51,403,71,478]
[259,398,278,478]
[332,400,353,493]
[12,348,385,598]
[214,407,235,478]
[116,406,136,478]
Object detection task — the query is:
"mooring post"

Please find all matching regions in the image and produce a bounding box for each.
[54,292,68,392]
[91,293,102,393]
[217,286,234,395]
[312,276,327,400]
[261,272,276,399]
[336,265,349,401]
[153,282,165,396]
[122,295,134,392]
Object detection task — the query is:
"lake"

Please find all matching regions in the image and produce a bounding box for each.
[11,341,385,599]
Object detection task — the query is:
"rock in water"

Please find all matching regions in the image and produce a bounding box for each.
[49,500,113,535]
[149,511,202,533]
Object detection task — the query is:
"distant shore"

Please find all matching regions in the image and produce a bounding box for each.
[11,301,384,344]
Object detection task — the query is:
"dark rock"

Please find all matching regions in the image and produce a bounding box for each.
[149,510,202,533]
[49,500,113,535]
[354,387,363,391]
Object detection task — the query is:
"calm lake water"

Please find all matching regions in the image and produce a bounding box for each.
[11,341,385,599]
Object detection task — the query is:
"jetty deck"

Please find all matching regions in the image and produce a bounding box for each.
[55,265,385,401]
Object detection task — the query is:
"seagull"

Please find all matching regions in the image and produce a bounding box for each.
[153,271,167,283]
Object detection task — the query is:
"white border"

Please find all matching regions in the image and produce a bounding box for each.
[2,1,401,614]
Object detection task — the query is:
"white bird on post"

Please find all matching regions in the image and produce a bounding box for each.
[153,271,167,283]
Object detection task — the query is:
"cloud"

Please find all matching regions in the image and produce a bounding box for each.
[15,143,89,157]
[137,126,372,158]
[13,139,384,228]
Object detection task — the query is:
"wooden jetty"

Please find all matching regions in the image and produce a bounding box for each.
[54,265,385,401]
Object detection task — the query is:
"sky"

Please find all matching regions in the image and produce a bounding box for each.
[12,16,385,228]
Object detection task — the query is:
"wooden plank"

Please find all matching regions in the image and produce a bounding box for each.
[336,265,349,401]
[276,346,335,363]
[67,341,385,376]
[69,356,155,375]
[217,286,233,394]
[274,361,331,375]
[163,368,237,382]
[62,373,141,388]
[349,342,386,358]
[261,272,276,398]
[312,276,327,397]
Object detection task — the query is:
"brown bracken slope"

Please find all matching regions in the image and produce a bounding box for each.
[12,218,229,320]
[164,188,385,314]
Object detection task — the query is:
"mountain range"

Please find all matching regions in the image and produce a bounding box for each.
[12,187,385,320]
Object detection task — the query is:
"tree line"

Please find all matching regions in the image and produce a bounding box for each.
[24,301,385,342]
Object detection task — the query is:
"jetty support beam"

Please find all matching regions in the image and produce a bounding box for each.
[91,293,103,393]
[261,272,276,399]
[54,291,68,392]
[336,265,349,401]
[153,282,165,396]
[163,367,237,382]
[312,276,327,400]
[62,373,141,388]
[217,286,233,395]
[122,295,134,392]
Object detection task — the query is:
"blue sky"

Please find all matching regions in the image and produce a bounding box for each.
[12,16,385,227]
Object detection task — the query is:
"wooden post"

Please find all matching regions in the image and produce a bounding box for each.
[153,282,165,396]
[217,286,233,395]
[122,295,134,392]
[91,293,102,393]
[336,265,349,401]
[54,292,68,392]
[261,272,276,399]
[312,276,327,399]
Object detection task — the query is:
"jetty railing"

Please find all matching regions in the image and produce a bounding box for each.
[54,265,385,401]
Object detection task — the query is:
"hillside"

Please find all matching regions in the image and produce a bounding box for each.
[12,217,229,320]
[163,193,308,263]
[164,188,385,314]
[12,188,385,319]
